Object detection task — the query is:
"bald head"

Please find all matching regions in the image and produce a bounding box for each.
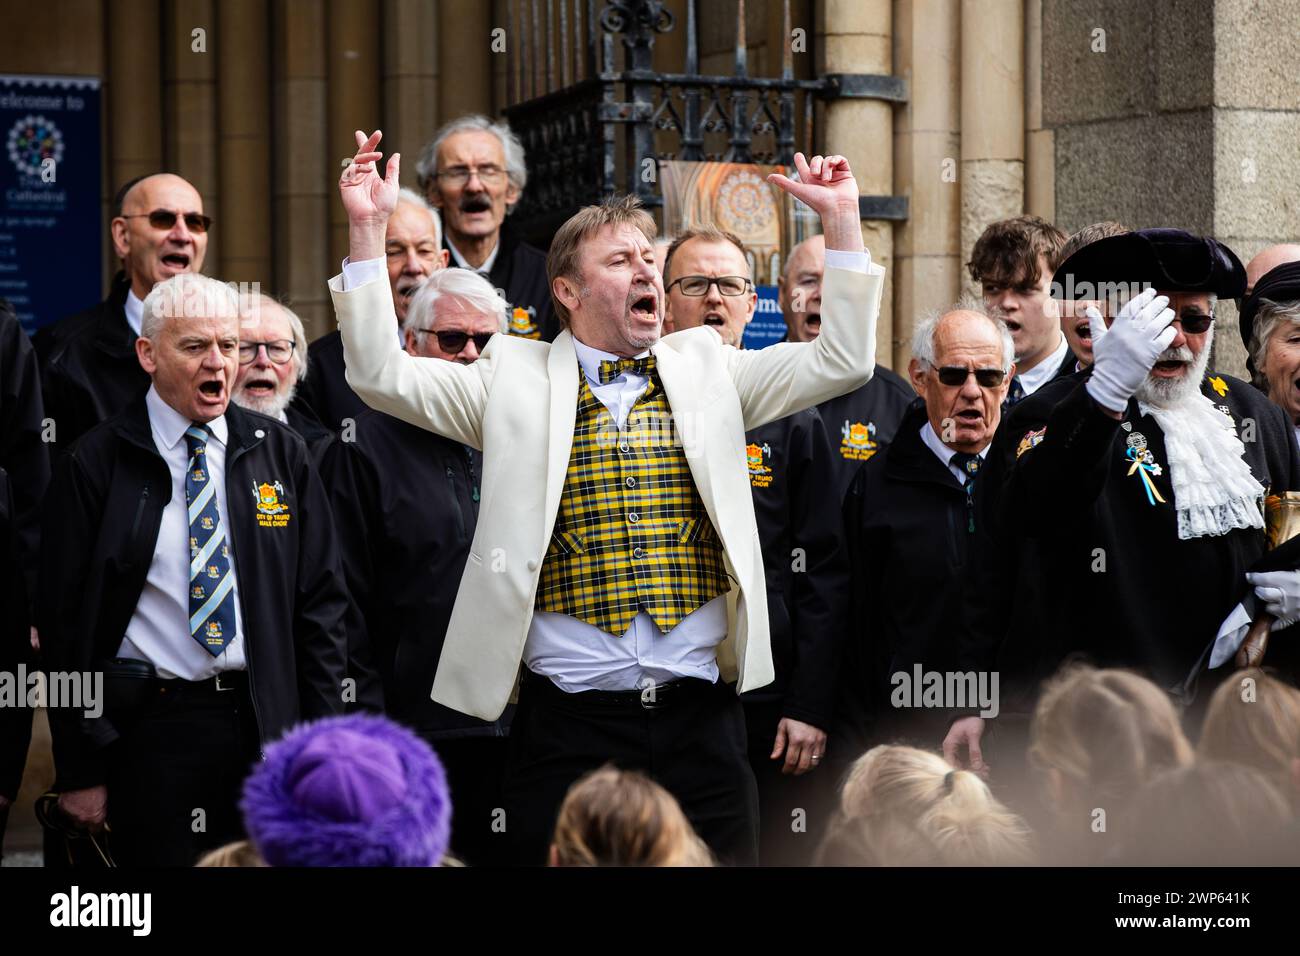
[1247,244,1300,296]
[111,173,209,301]
[778,234,827,342]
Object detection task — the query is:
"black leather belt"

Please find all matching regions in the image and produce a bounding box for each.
[158,670,251,696]
[521,667,715,710]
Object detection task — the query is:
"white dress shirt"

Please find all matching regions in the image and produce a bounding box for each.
[118,386,246,680]
[124,289,144,338]
[340,246,873,692]
[447,236,500,275]
[920,420,990,486]
[1017,333,1070,397]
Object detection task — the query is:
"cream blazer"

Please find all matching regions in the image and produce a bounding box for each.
[328,262,883,720]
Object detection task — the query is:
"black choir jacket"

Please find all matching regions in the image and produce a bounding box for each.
[38,396,350,790]
[320,407,508,739]
[740,407,848,731]
[816,364,915,501]
[445,223,555,342]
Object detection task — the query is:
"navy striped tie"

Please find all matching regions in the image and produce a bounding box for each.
[185,424,235,656]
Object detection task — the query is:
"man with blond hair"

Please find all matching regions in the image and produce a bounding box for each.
[332,128,883,864]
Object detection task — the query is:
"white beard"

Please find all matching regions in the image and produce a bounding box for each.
[1134,329,1213,409]
[233,382,296,420]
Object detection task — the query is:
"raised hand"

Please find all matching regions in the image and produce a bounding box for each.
[340,130,400,259]
[768,152,863,253]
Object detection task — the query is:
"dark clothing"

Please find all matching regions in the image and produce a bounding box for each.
[740,408,848,865]
[816,364,915,500]
[840,400,981,752]
[741,408,848,727]
[38,396,350,792]
[104,674,261,867]
[320,407,501,738]
[992,372,1300,701]
[293,330,364,433]
[320,407,506,864]
[284,403,334,466]
[0,467,35,803]
[2,298,51,605]
[503,669,758,866]
[446,224,555,342]
[35,273,149,452]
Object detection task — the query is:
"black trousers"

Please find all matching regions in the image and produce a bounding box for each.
[105,674,261,867]
[742,700,840,866]
[422,735,510,867]
[502,670,759,866]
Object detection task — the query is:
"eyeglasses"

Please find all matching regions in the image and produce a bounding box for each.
[1174,313,1214,335]
[936,366,1008,388]
[237,340,296,365]
[435,165,507,187]
[418,330,495,353]
[120,209,213,233]
[667,275,752,297]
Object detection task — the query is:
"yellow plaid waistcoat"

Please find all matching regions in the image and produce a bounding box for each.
[535,362,730,635]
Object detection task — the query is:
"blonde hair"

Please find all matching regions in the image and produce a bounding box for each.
[546,194,657,329]
[1200,668,1300,796]
[833,745,1035,866]
[550,766,713,867]
[1030,664,1193,810]
[195,840,265,867]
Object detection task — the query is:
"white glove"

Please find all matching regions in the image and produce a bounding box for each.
[1246,570,1300,627]
[1084,288,1177,414]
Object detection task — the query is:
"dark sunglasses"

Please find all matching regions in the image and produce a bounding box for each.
[121,209,213,233]
[937,366,1007,388]
[1174,313,1214,334]
[418,329,495,353]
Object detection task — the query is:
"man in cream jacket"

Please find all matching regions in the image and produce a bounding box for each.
[331,130,882,864]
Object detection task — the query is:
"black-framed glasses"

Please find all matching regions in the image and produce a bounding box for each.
[435,165,507,187]
[418,330,495,353]
[667,275,752,296]
[120,209,213,233]
[937,366,1007,388]
[237,340,295,365]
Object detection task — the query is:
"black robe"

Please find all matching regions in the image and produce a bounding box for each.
[992,371,1300,701]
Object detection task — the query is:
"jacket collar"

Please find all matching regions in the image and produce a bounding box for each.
[113,388,263,458]
[883,400,967,489]
[93,271,137,359]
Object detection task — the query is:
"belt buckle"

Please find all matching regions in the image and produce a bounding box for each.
[213,672,233,692]
[639,679,669,710]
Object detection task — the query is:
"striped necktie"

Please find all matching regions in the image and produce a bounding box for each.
[1004,375,1025,409]
[185,424,235,656]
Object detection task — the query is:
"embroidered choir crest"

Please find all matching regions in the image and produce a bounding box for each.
[839,420,878,461]
[191,584,205,600]
[1208,375,1229,397]
[252,480,292,528]
[1124,432,1167,505]
[508,305,539,338]
[1016,427,1046,459]
[207,563,221,579]
[204,620,223,644]
[200,515,214,531]
[746,442,774,489]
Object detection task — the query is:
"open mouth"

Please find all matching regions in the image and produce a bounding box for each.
[1152,360,1187,377]
[1003,319,1022,334]
[240,377,276,397]
[198,380,226,401]
[397,282,420,301]
[703,311,726,328]
[630,292,658,319]
[161,252,191,270]
[459,195,492,214]
[955,409,983,423]
[1075,320,1092,341]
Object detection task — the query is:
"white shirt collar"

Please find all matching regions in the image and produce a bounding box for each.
[1017,333,1069,396]
[124,289,144,338]
[920,419,989,475]
[447,236,500,275]
[571,337,652,387]
[145,384,229,450]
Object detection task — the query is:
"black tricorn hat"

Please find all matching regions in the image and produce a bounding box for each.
[1051,228,1246,299]
[1239,261,1300,359]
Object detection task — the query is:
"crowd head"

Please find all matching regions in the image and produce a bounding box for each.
[233,294,309,419]
[416,115,526,250]
[663,225,756,348]
[402,267,509,363]
[968,216,1066,373]
[111,173,210,302]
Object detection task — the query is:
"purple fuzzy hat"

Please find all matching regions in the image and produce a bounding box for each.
[241,713,451,867]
